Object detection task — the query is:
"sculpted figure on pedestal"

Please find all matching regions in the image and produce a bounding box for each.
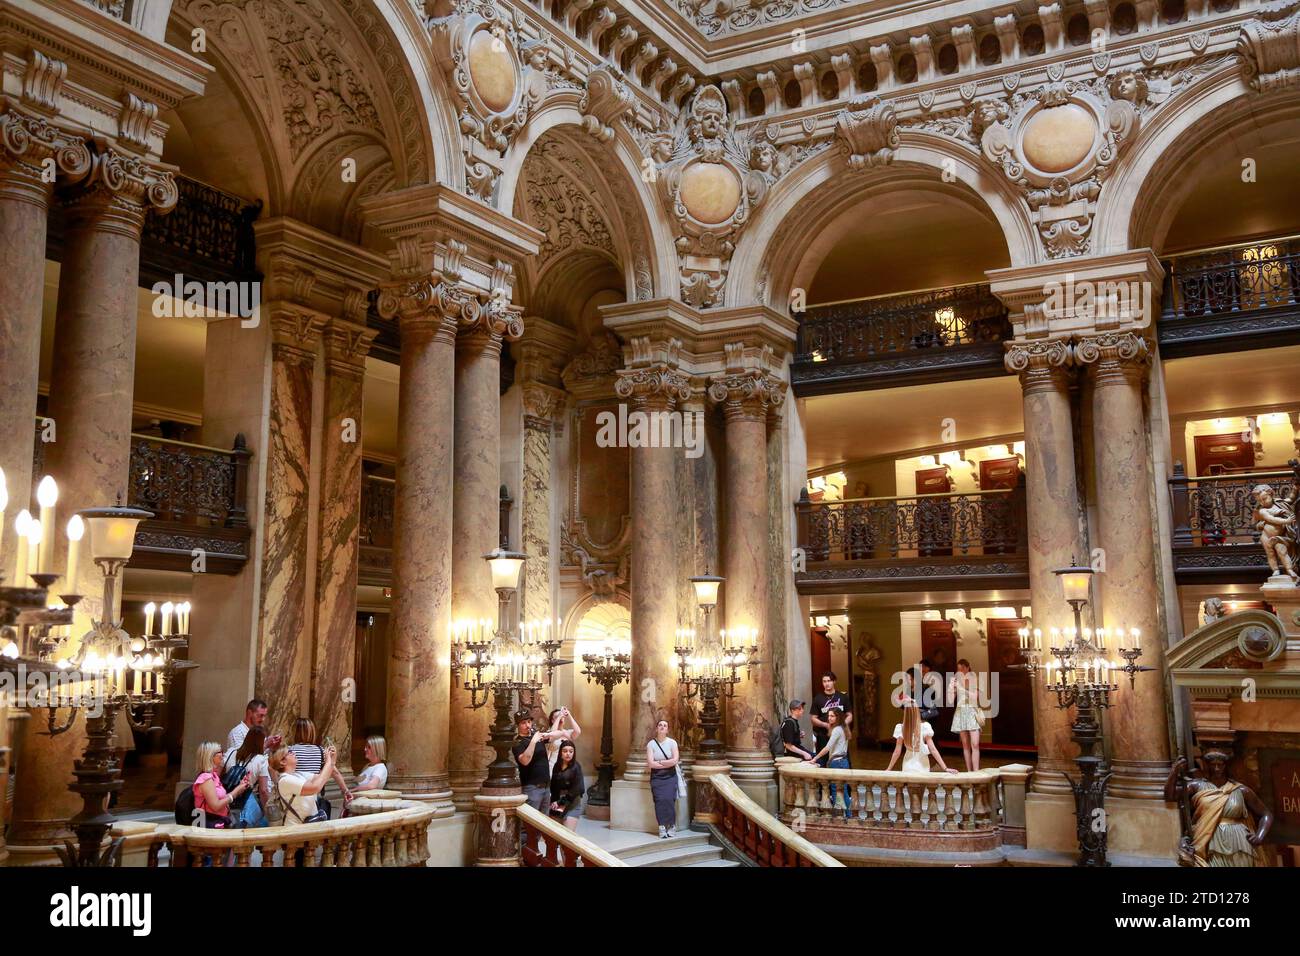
[1165,753,1273,867]
[1252,482,1298,584]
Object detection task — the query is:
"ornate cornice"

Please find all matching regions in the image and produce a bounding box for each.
[1238,0,1300,92]
[322,317,377,377]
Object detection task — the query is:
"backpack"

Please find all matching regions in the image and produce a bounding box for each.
[770,716,796,759]
[174,784,196,825]
[221,753,252,811]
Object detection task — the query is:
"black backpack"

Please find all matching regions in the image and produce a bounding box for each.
[769,716,796,759]
[174,784,196,825]
[221,753,252,811]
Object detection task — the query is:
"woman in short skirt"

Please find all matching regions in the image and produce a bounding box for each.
[949,658,983,771]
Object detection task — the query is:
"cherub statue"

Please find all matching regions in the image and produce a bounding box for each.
[1200,596,1226,625]
[1253,483,1298,582]
[1164,751,1272,867]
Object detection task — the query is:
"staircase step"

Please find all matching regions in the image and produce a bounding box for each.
[685,858,743,867]
[623,845,726,867]
[612,832,712,861]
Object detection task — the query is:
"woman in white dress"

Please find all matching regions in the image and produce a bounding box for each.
[886,703,958,774]
[949,659,983,771]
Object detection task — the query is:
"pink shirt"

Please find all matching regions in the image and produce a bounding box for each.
[193,771,228,817]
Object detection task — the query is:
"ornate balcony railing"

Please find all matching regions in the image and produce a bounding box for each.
[1159,235,1300,357]
[1168,463,1296,582]
[791,283,1012,395]
[32,427,252,574]
[776,761,1032,861]
[708,773,842,867]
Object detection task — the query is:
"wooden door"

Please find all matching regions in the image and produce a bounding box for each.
[920,620,957,741]
[987,618,1035,747]
[915,466,952,556]
[810,626,832,690]
[1193,432,1255,476]
[979,457,1022,554]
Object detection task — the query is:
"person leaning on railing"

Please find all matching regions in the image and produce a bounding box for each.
[806,707,853,818]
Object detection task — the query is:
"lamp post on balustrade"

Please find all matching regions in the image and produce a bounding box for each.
[1018,561,1151,867]
[580,641,630,819]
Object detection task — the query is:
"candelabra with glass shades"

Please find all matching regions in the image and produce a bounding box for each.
[450,549,568,791]
[580,640,630,815]
[1017,560,1151,867]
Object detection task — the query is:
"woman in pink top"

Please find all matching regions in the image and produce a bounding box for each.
[193,740,254,828]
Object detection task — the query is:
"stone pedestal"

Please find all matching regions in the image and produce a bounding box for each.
[1260,579,1300,661]
[1076,331,1170,798]
[609,777,690,834]
[1005,339,1085,795]
[473,792,526,867]
[689,760,730,828]
[1025,791,1180,859]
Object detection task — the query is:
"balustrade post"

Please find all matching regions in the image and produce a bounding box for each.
[1170,462,1192,547]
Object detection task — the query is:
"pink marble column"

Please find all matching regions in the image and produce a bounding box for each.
[374,278,468,809]
[9,149,175,854]
[0,112,89,580]
[708,365,784,800]
[1076,331,1171,798]
[615,362,691,779]
[309,315,376,770]
[449,306,524,808]
[1005,339,1085,796]
[254,308,324,729]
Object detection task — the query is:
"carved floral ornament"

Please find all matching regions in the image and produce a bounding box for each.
[1004,330,1151,384]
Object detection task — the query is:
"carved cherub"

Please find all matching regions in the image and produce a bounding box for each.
[1201,596,1226,625]
[1253,483,1298,582]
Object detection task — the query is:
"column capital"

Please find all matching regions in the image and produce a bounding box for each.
[615,335,692,411]
[708,368,785,422]
[375,275,475,344]
[521,382,567,428]
[0,109,91,202]
[62,147,178,238]
[322,318,377,378]
[456,296,524,347]
[1005,337,1073,393]
[1073,330,1151,384]
[269,307,327,365]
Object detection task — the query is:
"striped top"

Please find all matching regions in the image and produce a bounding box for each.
[289,743,324,776]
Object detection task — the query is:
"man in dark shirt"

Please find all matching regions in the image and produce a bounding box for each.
[780,700,815,761]
[512,711,558,811]
[810,672,853,766]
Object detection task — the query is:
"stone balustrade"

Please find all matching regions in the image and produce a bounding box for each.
[710,773,843,867]
[778,761,1032,858]
[518,804,626,867]
[126,793,435,867]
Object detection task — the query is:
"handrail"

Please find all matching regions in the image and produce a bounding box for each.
[1165,232,1300,262]
[129,432,251,457]
[1172,468,1290,483]
[517,804,627,867]
[710,773,843,867]
[806,487,1015,505]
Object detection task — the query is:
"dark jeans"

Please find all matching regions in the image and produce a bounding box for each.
[827,756,852,818]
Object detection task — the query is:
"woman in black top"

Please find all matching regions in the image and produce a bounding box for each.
[549,739,585,831]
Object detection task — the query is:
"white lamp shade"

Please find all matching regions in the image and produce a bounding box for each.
[690,574,724,609]
[79,506,153,562]
[484,549,527,591]
[1056,566,1093,603]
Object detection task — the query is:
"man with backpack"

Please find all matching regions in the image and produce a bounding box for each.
[775,700,815,761]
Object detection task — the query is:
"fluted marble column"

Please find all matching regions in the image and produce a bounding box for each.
[615,361,690,780]
[709,363,784,808]
[374,278,467,810]
[0,111,89,580]
[1075,331,1170,798]
[1005,338,1086,796]
[448,305,523,808]
[309,313,376,769]
[9,148,176,857]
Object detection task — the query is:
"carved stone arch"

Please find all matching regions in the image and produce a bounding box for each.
[1092,59,1248,255]
[726,132,1038,309]
[501,98,674,301]
[289,131,392,241]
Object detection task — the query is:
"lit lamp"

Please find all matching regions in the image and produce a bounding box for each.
[1057,563,1093,610]
[690,571,724,614]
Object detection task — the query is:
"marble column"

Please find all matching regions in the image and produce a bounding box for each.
[254,308,325,728]
[519,383,565,622]
[374,278,467,810]
[615,361,691,780]
[448,305,523,808]
[8,148,176,857]
[309,312,376,769]
[708,364,784,808]
[1075,331,1171,798]
[1005,338,1086,796]
[0,111,89,580]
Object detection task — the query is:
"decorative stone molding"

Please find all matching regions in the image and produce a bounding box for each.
[375,274,484,342]
[1239,0,1300,92]
[61,148,177,237]
[268,307,328,366]
[707,342,786,421]
[1004,337,1072,392]
[521,139,615,271]
[322,317,377,378]
[117,94,159,152]
[833,96,900,171]
[20,51,67,115]
[1072,329,1151,382]
[579,65,636,144]
[614,336,692,410]
[561,330,624,399]
[0,109,91,187]
[521,382,567,426]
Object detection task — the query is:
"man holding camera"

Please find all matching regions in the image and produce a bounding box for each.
[512,710,562,811]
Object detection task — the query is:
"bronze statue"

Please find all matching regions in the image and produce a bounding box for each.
[1164,751,1272,867]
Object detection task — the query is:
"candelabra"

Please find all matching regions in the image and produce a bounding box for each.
[450,550,568,791]
[580,641,630,812]
[1017,561,1152,867]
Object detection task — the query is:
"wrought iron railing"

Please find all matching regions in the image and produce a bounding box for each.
[128,435,251,528]
[1169,463,1296,548]
[1163,236,1300,320]
[795,283,1011,365]
[796,486,1026,562]
[361,475,395,549]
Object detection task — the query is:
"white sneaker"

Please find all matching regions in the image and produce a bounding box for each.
[658,825,668,838]
[666,827,676,838]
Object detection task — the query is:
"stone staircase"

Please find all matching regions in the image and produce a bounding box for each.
[605,829,742,867]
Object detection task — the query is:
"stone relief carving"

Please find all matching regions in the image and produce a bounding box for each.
[1253,467,1298,584]
[833,96,900,171]
[521,140,615,270]
[579,65,636,144]
[1239,0,1300,92]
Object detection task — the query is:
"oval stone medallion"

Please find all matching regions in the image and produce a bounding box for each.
[679,161,742,225]
[468,29,517,113]
[1021,103,1097,174]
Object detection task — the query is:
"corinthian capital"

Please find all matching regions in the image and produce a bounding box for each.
[1073,330,1151,382]
[376,276,478,342]
[614,364,692,411]
[1004,337,1072,393]
[707,368,785,422]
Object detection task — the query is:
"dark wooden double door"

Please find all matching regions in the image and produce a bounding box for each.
[919,617,1034,748]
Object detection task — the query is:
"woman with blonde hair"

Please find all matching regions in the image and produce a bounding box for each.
[342,735,389,809]
[886,704,958,774]
[268,744,336,825]
[192,741,254,828]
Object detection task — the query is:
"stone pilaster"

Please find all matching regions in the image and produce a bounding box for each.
[520,382,566,623]
[8,147,175,858]
[614,347,691,780]
[0,108,89,581]
[448,301,524,809]
[309,309,377,769]
[1004,337,1086,796]
[375,276,474,809]
[1074,330,1171,798]
[708,356,785,809]
[255,307,326,728]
